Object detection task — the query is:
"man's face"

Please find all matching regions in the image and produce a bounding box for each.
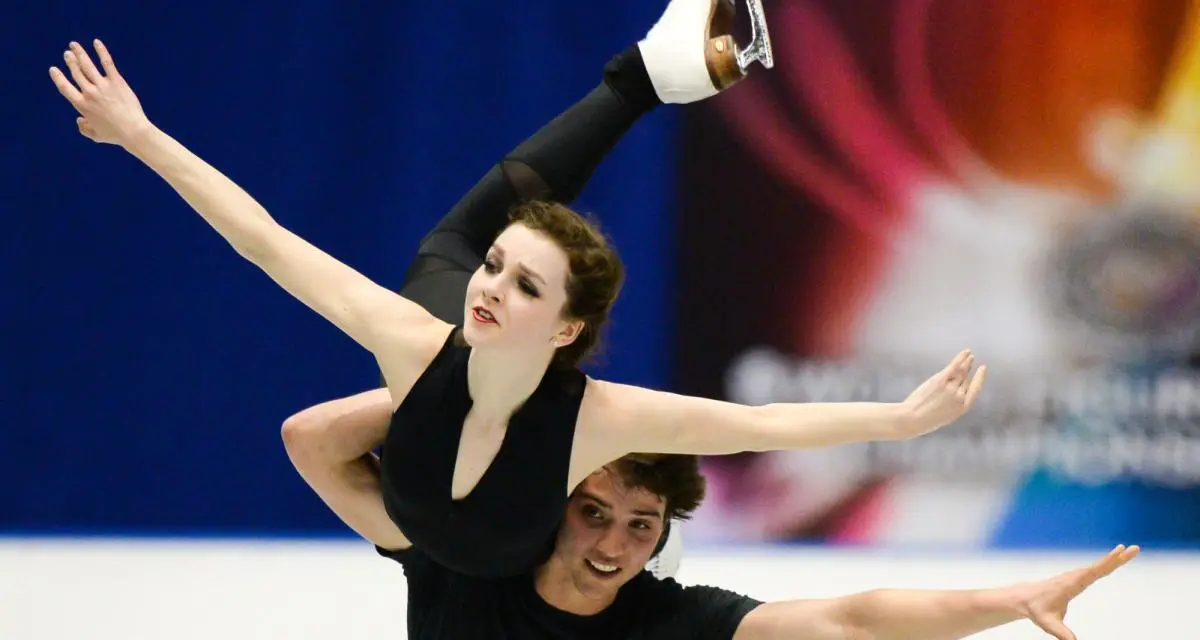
[549,468,668,604]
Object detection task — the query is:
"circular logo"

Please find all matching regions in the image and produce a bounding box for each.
[1047,202,1200,358]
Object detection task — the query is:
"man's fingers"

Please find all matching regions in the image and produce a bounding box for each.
[1074,544,1139,592]
[1035,615,1078,640]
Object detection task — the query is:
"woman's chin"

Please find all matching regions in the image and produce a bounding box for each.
[461,321,500,347]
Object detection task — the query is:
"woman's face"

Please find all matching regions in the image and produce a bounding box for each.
[462,223,579,352]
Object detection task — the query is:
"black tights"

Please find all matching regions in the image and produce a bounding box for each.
[395,45,661,327]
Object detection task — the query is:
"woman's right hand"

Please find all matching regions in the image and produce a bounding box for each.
[49,39,153,148]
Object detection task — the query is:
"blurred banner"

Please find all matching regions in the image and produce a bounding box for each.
[678,0,1200,548]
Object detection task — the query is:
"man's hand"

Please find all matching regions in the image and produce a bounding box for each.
[1011,544,1140,640]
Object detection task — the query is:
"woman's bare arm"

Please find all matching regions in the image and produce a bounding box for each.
[574,350,985,468]
[50,40,449,392]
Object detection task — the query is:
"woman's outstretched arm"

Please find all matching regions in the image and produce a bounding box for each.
[577,349,986,462]
[49,40,447,383]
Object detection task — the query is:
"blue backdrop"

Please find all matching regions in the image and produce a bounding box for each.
[5,1,677,535]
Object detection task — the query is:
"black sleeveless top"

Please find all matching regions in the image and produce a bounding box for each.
[379,328,587,579]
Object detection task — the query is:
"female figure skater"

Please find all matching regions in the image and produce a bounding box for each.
[49,0,986,580]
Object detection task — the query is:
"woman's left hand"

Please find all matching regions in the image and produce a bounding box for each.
[899,349,987,437]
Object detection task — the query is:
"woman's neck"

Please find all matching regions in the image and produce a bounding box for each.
[466,344,555,419]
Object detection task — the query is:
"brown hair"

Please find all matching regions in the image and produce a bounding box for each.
[508,201,624,369]
[607,453,707,521]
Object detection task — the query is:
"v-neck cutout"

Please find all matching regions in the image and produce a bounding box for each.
[446,332,550,506]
